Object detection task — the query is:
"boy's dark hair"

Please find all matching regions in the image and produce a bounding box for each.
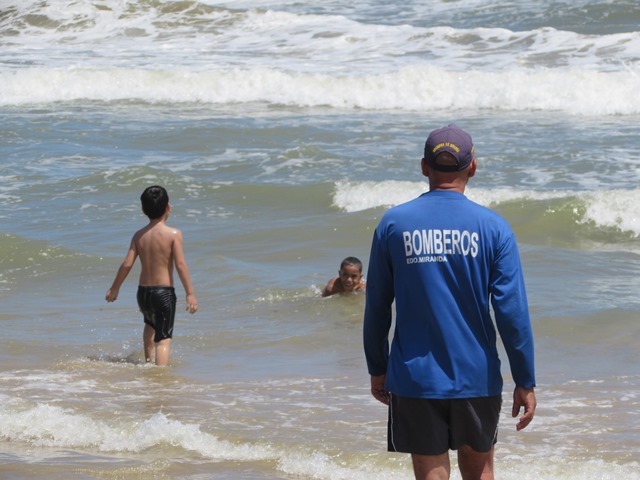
[140,185,169,219]
[340,256,363,272]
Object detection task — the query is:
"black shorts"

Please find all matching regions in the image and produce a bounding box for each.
[388,394,502,456]
[136,286,177,343]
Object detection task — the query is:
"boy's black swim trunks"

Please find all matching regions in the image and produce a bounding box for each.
[136,286,177,342]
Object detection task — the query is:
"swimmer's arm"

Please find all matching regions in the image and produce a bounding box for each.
[105,237,138,302]
[172,229,198,313]
[322,277,337,297]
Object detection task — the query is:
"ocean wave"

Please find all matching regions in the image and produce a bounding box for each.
[1,396,638,480]
[2,66,639,115]
[0,396,638,480]
[0,234,99,289]
[0,401,273,458]
[333,181,640,239]
[4,1,640,70]
[332,180,565,212]
[579,188,640,236]
[4,0,640,115]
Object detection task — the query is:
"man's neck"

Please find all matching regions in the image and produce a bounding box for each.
[430,183,466,193]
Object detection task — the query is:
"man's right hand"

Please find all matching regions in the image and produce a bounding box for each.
[371,374,390,405]
[512,386,536,431]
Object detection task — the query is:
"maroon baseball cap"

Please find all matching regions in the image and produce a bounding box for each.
[423,124,475,172]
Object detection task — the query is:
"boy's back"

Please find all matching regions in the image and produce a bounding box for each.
[135,222,180,287]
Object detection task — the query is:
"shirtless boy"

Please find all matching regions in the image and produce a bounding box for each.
[322,256,366,297]
[105,185,198,366]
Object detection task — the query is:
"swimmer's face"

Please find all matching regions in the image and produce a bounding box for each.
[339,264,363,291]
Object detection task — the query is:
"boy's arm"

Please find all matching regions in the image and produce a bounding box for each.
[105,238,138,302]
[322,277,337,297]
[172,229,198,313]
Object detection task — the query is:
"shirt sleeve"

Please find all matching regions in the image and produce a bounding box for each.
[363,225,395,377]
[490,231,536,388]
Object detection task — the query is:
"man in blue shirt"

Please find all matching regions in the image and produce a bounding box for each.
[363,125,536,480]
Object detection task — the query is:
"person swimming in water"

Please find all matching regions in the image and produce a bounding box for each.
[322,256,366,297]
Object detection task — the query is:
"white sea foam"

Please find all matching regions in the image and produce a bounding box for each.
[332,180,564,212]
[332,180,428,212]
[2,66,639,115]
[1,398,638,480]
[5,2,640,72]
[0,401,274,459]
[3,1,640,114]
[580,188,640,236]
[333,181,640,237]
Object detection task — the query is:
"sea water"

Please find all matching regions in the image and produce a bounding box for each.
[1,1,639,479]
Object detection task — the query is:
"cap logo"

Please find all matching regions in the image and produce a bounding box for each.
[433,142,461,154]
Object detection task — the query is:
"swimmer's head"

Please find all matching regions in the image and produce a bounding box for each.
[339,257,363,291]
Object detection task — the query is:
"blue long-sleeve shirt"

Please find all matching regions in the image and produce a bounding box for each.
[363,190,535,398]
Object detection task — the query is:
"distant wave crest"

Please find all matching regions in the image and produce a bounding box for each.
[333,181,640,238]
[2,66,639,116]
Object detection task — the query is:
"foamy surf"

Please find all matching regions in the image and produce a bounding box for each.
[1,398,638,480]
[4,1,640,115]
[4,3,640,73]
[2,66,640,116]
[333,181,640,238]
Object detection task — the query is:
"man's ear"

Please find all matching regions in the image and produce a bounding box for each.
[421,158,430,177]
[467,157,477,178]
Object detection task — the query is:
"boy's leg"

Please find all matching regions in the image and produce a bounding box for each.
[143,324,155,363]
[457,445,494,480]
[155,338,171,366]
[411,453,450,480]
